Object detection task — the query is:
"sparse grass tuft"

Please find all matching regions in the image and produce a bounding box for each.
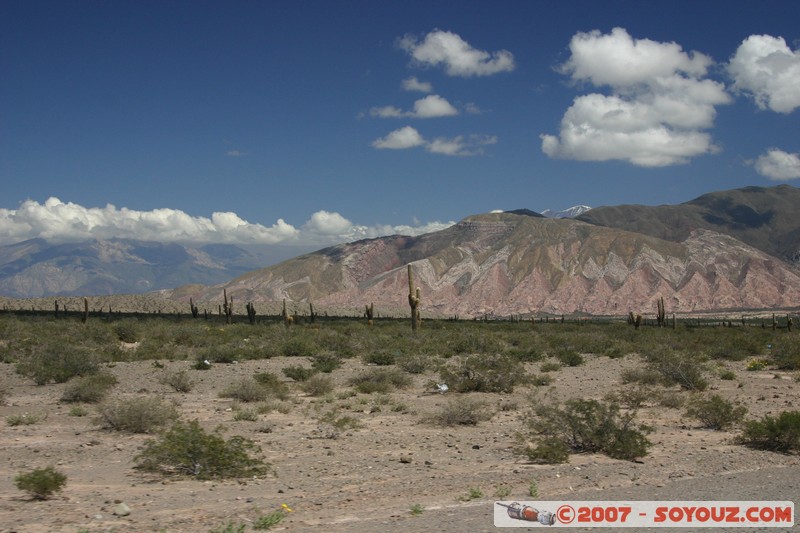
[425,397,492,426]
[220,377,269,403]
[97,396,179,433]
[300,374,334,397]
[349,368,411,394]
[160,370,194,393]
[282,365,316,382]
[7,412,43,426]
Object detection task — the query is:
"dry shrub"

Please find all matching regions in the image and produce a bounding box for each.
[97,396,179,433]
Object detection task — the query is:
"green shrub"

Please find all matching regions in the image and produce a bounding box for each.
[203,345,241,364]
[61,373,118,403]
[318,411,362,431]
[233,409,258,421]
[539,361,562,373]
[311,352,342,373]
[192,356,212,370]
[750,358,772,372]
[719,369,737,380]
[281,336,318,357]
[736,411,800,452]
[69,405,89,417]
[701,329,766,361]
[523,436,570,464]
[605,386,652,410]
[604,341,632,359]
[363,351,396,366]
[684,394,747,430]
[300,374,334,397]
[644,347,708,391]
[114,322,140,343]
[457,487,484,501]
[253,508,288,530]
[657,390,685,409]
[160,370,194,392]
[136,420,269,479]
[771,337,800,370]
[220,378,269,403]
[396,353,430,374]
[16,345,98,385]
[14,466,67,500]
[426,397,492,426]
[554,348,584,367]
[522,399,651,463]
[348,368,411,394]
[438,353,526,393]
[531,374,553,387]
[252,372,290,400]
[97,396,179,433]
[209,522,246,533]
[282,365,316,382]
[7,413,42,426]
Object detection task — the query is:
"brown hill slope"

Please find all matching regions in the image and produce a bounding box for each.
[577,184,800,265]
[167,213,800,317]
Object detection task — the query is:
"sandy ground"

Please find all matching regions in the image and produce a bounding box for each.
[1,353,799,532]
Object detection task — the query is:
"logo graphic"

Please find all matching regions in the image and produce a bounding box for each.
[496,502,556,525]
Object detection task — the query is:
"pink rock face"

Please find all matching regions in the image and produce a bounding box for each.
[188,213,800,318]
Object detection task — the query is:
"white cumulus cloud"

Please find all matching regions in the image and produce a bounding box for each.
[426,134,497,156]
[401,76,433,93]
[371,126,427,149]
[412,94,459,118]
[372,128,496,156]
[370,94,458,119]
[0,198,456,246]
[541,28,731,167]
[302,210,354,235]
[728,34,800,113]
[398,29,515,77]
[753,148,800,180]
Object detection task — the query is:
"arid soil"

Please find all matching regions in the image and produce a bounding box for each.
[1,352,799,532]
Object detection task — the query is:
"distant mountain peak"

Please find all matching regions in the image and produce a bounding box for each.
[540,205,592,218]
[503,208,545,218]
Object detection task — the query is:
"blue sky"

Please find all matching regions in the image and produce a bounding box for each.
[1,0,798,247]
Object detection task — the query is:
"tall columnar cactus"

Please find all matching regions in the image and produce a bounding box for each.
[189,298,199,319]
[246,302,256,325]
[309,302,316,323]
[282,298,293,328]
[657,296,665,328]
[407,264,421,332]
[222,289,233,324]
[364,302,374,327]
[82,297,89,324]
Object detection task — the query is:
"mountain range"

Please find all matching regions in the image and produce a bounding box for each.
[2,185,799,317]
[163,185,800,317]
[0,239,317,298]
